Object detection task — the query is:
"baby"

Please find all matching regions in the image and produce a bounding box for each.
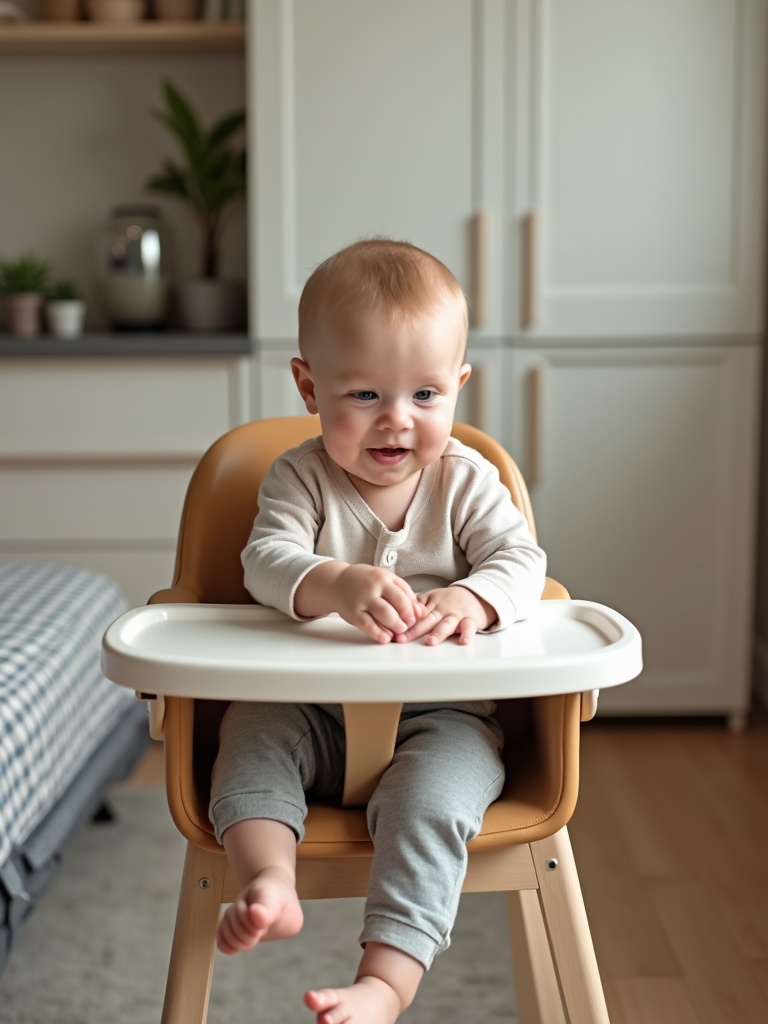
[209,239,546,1024]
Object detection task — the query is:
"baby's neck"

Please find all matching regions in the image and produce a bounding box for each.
[350,472,423,532]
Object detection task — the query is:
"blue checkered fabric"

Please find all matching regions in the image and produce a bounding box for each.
[0,562,135,867]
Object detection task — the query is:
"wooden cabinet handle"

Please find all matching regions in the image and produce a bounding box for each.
[471,209,488,328]
[528,362,545,486]
[522,210,538,330]
[471,362,490,434]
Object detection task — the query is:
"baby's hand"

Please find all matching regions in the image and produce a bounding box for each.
[395,586,496,646]
[331,564,425,644]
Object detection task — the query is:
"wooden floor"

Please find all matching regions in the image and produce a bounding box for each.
[569,708,768,1024]
[129,707,768,1024]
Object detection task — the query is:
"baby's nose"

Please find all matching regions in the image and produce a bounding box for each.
[378,399,413,429]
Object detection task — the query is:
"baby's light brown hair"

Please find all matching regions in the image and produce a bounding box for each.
[298,238,469,357]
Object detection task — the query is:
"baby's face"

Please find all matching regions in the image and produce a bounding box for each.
[293,303,470,494]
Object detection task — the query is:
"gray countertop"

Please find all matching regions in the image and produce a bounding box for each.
[0,333,253,358]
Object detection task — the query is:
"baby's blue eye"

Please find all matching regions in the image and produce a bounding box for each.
[353,390,377,401]
[414,389,435,402]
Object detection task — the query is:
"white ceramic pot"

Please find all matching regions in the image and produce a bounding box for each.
[175,278,245,333]
[46,299,87,340]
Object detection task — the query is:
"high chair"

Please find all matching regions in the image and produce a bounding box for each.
[125,417,629,1024]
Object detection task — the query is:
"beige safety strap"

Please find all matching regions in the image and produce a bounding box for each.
[341,702,403,806]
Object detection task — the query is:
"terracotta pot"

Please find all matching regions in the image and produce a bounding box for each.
[3,294,45,338]
[40,0,82,19]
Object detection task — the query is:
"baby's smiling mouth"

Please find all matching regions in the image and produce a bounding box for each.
[368,447,409,463]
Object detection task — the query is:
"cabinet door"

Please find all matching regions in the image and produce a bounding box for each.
[0,357,250,609]
[508,0,766,336]
[506,343,761,718]
[455,340,503,438]
[249,0,506,338]
[253,343,309,420]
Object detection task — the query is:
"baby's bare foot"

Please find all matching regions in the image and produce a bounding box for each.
[304,976,402,1024]
[217,867,303,955]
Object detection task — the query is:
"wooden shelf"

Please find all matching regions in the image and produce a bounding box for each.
[0,20,245,56]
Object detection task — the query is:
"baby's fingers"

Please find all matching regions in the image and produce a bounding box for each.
[423,614,467,646]
[378,582,422,632]
[356,611,395,645]
[428,614,475,647]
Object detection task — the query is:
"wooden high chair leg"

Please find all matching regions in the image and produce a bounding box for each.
[162,842,227,1024]
[531,827,610,1024]
[507,888,566,1024]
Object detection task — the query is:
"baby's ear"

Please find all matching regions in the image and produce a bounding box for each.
[291,358,318,414]
[458,362,472,390]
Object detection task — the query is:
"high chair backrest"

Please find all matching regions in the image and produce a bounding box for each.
[152,417,538,607]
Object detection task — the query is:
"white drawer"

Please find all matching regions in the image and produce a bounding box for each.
[0,464,195,543]
[0,359,243,457]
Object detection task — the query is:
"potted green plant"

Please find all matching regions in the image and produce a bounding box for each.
[46,279,87,340]
[145,81,246,331]
[0,253,52,338]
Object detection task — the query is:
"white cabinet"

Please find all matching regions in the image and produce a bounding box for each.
[0,351,250,607]
[454,340,504,440]
[506,0,767,337]
[247,2,766,718]
[250,0,766,341]
[248,0,506,339]
[253,343,306,420]
[505,342,762,721]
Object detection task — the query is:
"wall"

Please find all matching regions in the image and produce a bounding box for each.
[0,50,246,331]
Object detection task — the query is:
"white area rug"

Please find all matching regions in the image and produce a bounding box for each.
[0,787,518,1023]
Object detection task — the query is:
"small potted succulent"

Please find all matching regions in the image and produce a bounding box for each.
[0,253,52,338]
[145,81,246,331]
[46,279,87,339]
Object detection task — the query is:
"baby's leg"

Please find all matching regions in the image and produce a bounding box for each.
[305,942,424,1024]
[304,710,504,1022]
[362,710,504,963]
[209,702,345,957]
[218,817,304,955]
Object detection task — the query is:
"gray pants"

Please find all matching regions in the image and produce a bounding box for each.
[209,702,505,969]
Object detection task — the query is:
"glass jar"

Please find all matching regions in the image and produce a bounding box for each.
[98,204,171,331]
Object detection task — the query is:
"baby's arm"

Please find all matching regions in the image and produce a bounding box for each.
[397,453,547,646]
[295,561,425,645]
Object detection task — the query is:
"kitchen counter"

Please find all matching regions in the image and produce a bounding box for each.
[0,333,252,359]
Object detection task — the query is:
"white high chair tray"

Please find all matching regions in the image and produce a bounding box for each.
[102,600,642,703]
